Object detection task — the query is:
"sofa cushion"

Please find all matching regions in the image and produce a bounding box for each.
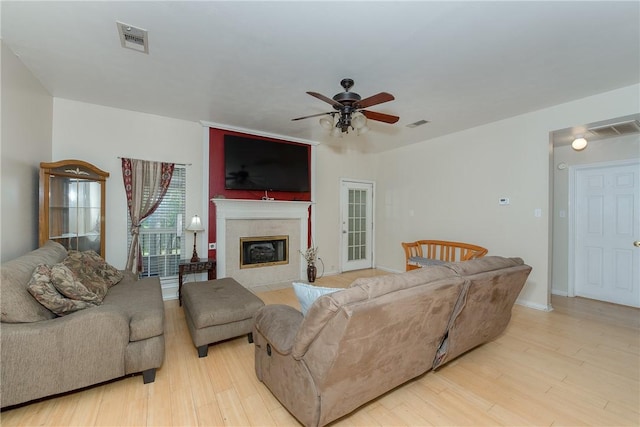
[433,259,532,369]
[27,264,97,316]
[292,282,338,315]
[62,251,123,299]
[444,256,524,276]
[50,264,103,304]
[1,241,67,323]
[347,265,455,297]
[102,276,164,341]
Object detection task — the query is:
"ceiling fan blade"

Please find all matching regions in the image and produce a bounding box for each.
[307,91,343,108]
[357,92,395,109]
[362,110,400,124]
[292,112,332,121]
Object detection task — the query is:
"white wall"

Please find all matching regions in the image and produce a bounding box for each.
[40,82,639,311]
[0,42,53,262]
[51,99,203,270]
[371,84,640,311]
[312,144,375,276]
[552,133,640,295]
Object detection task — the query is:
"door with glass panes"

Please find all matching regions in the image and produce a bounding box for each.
[340,180,374,271]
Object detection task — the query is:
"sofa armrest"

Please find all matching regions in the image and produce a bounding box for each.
[253,304,303,355]
[1,307,129,407]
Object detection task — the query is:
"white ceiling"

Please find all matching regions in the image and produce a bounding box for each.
[2,1,639,153]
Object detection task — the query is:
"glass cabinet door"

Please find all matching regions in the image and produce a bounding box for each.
[40,160,109,257]
[48,177,103,253]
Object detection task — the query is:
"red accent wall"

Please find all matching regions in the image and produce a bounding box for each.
[207,127,312,259]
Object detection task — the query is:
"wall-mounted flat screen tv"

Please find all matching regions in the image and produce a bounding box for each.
[224,135,310,192]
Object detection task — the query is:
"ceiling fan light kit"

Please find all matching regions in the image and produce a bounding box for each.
[319,115,334,130]
[293,78,399,136]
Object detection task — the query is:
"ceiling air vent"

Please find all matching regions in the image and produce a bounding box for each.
[587,120,640,139]
[117,22,148,54]
[406,120,430,128]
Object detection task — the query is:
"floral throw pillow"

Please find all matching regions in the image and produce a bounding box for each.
[63,251,123,299]
[27,264,97,316]
[80,250,123,286]
[50,264,103,305]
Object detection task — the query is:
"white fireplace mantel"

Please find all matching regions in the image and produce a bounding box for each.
[211,198,313,282]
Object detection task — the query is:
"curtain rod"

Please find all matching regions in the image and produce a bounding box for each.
[117,156,192,166]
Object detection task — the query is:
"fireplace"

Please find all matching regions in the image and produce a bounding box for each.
[240,235,288,268]
[211,199,313,288]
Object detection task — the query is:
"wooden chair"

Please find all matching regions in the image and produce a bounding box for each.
[401,240,488,271]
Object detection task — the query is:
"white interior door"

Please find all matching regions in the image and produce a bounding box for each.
[340,180,374,272]
[573,161,640,308]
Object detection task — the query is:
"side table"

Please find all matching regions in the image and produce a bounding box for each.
[179,258,216,306]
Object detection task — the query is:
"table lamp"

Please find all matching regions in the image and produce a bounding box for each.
[186,215,205,262]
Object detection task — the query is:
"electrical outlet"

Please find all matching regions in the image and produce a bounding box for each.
[208,243,216,250]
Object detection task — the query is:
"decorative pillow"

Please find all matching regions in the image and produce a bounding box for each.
[292,282,338,315]
[27,264,97,316]
[50,264,102,304]
[408,256,447,267]
[77,250,123,286]
[63,251,123,298]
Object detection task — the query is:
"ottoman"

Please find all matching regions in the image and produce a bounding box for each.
[182,277,265,357]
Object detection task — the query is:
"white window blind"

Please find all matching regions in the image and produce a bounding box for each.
[127,166,186,278]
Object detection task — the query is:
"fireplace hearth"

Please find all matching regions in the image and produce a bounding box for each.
[240,235,288,268]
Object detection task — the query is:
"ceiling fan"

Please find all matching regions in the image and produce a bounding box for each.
[292,78,399,135]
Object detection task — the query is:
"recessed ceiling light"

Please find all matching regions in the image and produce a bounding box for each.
[571,137,588,151]
[406,120,430,128]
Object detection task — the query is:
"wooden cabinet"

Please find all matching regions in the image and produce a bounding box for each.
[39,160,109,256]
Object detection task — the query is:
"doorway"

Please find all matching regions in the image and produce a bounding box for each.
[340,179,374,272]
[551,115,640,308]
[570,160,639,308]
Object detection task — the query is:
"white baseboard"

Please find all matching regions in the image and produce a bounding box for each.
[515,298,553,312]
[161,283,178,301]
[160,272,210,301]
[317,269,340,278]
[376,265,403,274]
[551,289,568,297]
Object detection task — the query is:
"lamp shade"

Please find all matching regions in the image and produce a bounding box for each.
[571,137,588,151]
[185,215,205,232]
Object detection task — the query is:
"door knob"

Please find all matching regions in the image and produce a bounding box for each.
[635,241,640,247]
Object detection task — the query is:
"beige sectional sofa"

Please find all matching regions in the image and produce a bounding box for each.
[0,241,165,408]
[253,256,531,427]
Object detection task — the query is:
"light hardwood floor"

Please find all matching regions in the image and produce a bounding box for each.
[2,269,639,426]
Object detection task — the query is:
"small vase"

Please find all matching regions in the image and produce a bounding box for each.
[307,264,317,283]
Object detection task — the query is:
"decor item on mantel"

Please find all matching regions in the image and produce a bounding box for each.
[300,246,318,282]
[186,215,205,262]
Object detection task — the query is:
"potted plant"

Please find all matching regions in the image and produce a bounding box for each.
[300,246,318,282]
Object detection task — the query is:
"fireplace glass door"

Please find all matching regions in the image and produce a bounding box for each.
[240,235,289,268]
